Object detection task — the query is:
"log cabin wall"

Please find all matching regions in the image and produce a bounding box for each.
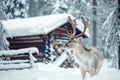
[7,22,71,53]
[7,35,46,54]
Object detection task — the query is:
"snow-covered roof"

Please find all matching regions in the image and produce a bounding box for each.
[2,14,90,38]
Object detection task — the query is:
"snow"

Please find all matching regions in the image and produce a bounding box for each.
[0,47,39,56]
[0,59,120,80]
[29,53,37,67]
[0,60,29,64]
[102,10,115,29]
[0,63,30,70]
[2,14,90,38]
[53,52,67,67]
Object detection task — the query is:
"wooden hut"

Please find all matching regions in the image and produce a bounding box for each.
[2,14,90,59]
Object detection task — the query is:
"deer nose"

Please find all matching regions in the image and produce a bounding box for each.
[65,43,68,47]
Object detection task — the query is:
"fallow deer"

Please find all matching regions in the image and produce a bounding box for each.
[56,16,103,80]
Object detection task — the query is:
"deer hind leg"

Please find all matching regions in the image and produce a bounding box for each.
[95,55,103,75]
[90,62,101,76]
[95,61,103,75]
[88,68,96,76]
[80,67,86,80]
[95,65,101,75]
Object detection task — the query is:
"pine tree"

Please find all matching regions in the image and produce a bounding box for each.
[5,0,28,19]
[102,6,119,68]
[0,1,9,50]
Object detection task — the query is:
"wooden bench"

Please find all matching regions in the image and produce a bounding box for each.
[0,47,39,70]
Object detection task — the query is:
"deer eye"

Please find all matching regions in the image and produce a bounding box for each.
[73,40,76,42]
[71,38,74,40]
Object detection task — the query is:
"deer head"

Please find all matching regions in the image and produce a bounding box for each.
[60,16,89,50]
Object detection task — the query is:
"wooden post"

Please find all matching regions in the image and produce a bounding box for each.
[92,0,97,46]
[118,0,120,69]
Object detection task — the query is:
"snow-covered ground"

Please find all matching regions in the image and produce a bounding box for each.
[0,59,120,80]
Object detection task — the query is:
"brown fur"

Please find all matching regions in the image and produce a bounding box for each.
[83,46,91,52]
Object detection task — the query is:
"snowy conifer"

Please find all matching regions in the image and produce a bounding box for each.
[0,1,9,50]
[5,0,28,19]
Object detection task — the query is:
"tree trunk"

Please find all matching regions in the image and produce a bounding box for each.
[92,0,97,46]
[28,0,37,17]
[118,0,120,69]
[118,46,120,69]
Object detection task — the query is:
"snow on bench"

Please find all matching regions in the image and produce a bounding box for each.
[53,52,68,67]
[0,47,39,56]
[0,47,39,70]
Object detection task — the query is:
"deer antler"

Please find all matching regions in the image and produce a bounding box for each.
[58,16,77,38]
[75,16,89,38]
[57,27,72,37]
[57,16,88,38]
[68,16,77,36]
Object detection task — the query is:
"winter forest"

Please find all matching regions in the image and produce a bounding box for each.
[0,0,120,80]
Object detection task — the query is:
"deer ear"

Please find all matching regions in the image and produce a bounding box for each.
[78,37,82,41]
[76,37,81,41]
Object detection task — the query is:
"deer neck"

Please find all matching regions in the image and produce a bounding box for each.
[79,42,86,52]
[79,41,92,52]
[73,42,86,55]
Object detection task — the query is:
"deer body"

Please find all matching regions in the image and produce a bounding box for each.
[54,16,103,80]
[66,39,103,79]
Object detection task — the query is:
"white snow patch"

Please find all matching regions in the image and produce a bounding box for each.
[0,47,39,56]
[0,63,30,69]
[53,52,68,67]
[102,10,115,29]
[0,59,120,80]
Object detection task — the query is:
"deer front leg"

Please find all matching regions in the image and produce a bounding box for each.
[80,67,86,80]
